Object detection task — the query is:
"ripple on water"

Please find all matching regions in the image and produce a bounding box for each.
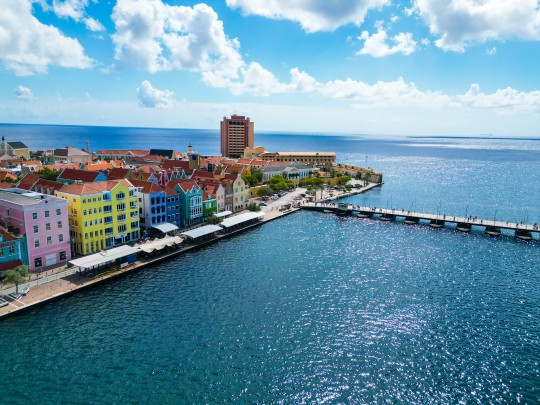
[0,212,539,403]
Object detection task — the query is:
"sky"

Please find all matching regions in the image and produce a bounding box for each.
[1,0,540,136]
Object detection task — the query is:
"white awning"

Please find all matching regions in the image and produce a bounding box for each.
[215,210,233,218]
[221,211,265,228]
[69,245,140,269]
[137,236,183,253]
[153,223,179,233]
[180,225,222,239]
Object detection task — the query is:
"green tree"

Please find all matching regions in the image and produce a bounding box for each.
[299,176,324,187]
[337,175,351,186]
[1,265,30,294]
[268,174,294,192]
[247,202,261,212]
[252,169,263,183]
[257,186,274,198]
[206,214,223,225]
[37,167,59,181]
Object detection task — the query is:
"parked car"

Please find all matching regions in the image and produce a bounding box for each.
[259,202,268,206]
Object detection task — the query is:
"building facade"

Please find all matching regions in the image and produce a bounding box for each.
[220,115,254,158]
[169,179,203,228]
[130,180,167,230]
[0,189,71,271]
[56,180,140,256]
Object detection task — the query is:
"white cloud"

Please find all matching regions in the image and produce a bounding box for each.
[137,80,175,108]
[225,0,389,32]
[112,0,243,83]
[486,47,497,56]
[14,85,35,102]
[52,0,105,31]
[458,84,540,112]
[414,0,540,51]
[358,29,417,57]
[0,0,93,75]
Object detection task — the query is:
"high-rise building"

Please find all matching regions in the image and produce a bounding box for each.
[220,115,254,158]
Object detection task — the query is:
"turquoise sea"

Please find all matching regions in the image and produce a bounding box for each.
[0,124,539,403]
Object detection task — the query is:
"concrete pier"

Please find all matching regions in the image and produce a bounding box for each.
[302,203,539,240]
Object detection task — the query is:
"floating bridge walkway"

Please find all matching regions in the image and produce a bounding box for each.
[302,202,539,241]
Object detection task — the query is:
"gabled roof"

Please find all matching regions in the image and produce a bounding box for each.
[190,169,214,180]
[167,179,200,193]
[162,159,190,172]
[129,179,164,194]
[7,141,28,149]
[107,167,131,179]
[16,173,40,190]
[137,165,162,174]
[85,161,113,171]
[164,185,178,197]
[0,171,17,181]
[57,168,102,182]
[20,160,42,166]
[32,178,65,194]
[58,179,134,196]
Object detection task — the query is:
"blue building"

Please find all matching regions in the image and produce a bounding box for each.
[164,186,182,228]
[130,180,167,231]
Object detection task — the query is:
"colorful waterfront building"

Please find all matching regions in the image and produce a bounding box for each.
[224,174,248,212]
[0,228,25,272]
[164,186,182,228]
[0,189,71,271]
[56,179,140,256]
[168,179,203,228]
[129,180,167,230]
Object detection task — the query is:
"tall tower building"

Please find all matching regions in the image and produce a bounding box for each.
[220,115,254,158]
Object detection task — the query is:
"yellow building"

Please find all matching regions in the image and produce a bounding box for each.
[259,152,336,167]
[56,179,140,256]
[0,136,30,160]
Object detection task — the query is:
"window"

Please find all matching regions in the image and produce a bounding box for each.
[118,224,127,232]
[47,236,52,245]
[32,212,37,220]
[0,250,3,257]
[83,210,87,215]
[59,251,66,261]
[57,221,63,229]
[33,225,38,233]
[35,257,42,268]
[59,234,64,242]
[46,223,51,231]
[34,239,40,248]
[56,208,61,215]
[118,214,126,222]
[45,210,49,217]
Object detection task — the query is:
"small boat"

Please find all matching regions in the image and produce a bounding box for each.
[403,216,419,225]
[379,213,395,221]
[456,223,472,232]
[485,226,501,237]
[515,229,533,241]
[356,211,372,218]
[323,209,334,213]
[429,219,445,228]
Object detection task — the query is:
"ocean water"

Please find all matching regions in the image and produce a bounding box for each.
[0,124,539,403]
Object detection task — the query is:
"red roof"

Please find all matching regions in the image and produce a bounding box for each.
[162,159,190,172]
[32,178,65,194]
[16,173,40,190]
[129,179,164,194]
[85,161,113,171]
[190,169,214,180]
[167,178,199,193]
[108,168,131,179]
[58,168,102,182]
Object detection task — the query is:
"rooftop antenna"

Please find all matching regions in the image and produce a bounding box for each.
[86,140,90,153]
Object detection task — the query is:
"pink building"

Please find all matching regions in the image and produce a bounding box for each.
[0,189,71,271]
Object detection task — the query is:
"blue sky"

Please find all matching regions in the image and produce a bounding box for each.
[1,0,540,136]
